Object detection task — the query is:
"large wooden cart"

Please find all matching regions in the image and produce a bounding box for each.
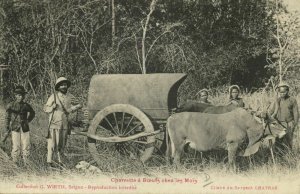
[78,73,187,164]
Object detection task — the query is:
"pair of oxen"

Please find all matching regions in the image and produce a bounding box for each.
[166,101,286,171]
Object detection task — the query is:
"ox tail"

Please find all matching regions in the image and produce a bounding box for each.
[166,117,176,159]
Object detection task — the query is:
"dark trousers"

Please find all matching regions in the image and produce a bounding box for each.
[275,121,296,154]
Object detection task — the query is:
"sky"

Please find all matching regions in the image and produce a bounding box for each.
[284,0,300,12]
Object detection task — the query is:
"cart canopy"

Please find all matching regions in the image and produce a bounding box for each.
[87,73,187,120]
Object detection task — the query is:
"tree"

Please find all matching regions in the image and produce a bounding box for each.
[266,0,300,83]
[111,0,116,47]
[0,0,285,100]
[140,0,158,74]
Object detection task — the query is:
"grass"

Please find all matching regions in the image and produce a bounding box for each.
[0,90,299,193]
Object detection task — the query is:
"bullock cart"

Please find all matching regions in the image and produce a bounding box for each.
[75,73,187,164]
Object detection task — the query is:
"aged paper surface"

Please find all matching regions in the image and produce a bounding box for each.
[0,171,299,194]
[1,0,300,194]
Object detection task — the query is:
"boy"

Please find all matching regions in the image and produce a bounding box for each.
[228,85,245,107]
[5,86,35,164]
[198,89,212,104]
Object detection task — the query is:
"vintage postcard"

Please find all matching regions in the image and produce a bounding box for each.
[0,0,299,194]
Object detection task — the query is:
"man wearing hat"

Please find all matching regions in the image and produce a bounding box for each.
[44,77,82,168]
[5,86,35,164]
[269,82,299,150]
[228,85,245,107]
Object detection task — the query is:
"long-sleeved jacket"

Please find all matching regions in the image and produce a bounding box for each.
[5,101,35,132]
[44,92,79,130]
[270,96,299,123]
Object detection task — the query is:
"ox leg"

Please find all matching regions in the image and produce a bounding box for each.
[227,142,238,172]
[173,142,185,167]
[248,156,253,168]
[165,129,171,164]
[269,139,276,166]
[173,150,181,166]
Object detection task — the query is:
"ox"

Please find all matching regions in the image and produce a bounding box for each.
[176,101,212,113]
[167,108,285,171]
[203,103,238,114]
[176,101,238,114]
[176,102,239,153]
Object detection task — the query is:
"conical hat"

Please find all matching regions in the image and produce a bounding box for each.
[55,77,71,91]
[14,85,27,95]
[229,85,240,93]
[276,82,289,89]
[197,88,209,96]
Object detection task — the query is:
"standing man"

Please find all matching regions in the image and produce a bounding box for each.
[270,82,299,150]
[44,77,82,168]
[5,86,35,164]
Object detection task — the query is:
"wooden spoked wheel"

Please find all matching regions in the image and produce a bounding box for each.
[88,104,155,164]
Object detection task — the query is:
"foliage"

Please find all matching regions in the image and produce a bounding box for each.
[266,0,300,83]
[0,0,298,101]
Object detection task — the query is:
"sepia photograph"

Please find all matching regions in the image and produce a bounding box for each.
[0,0,299,193]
